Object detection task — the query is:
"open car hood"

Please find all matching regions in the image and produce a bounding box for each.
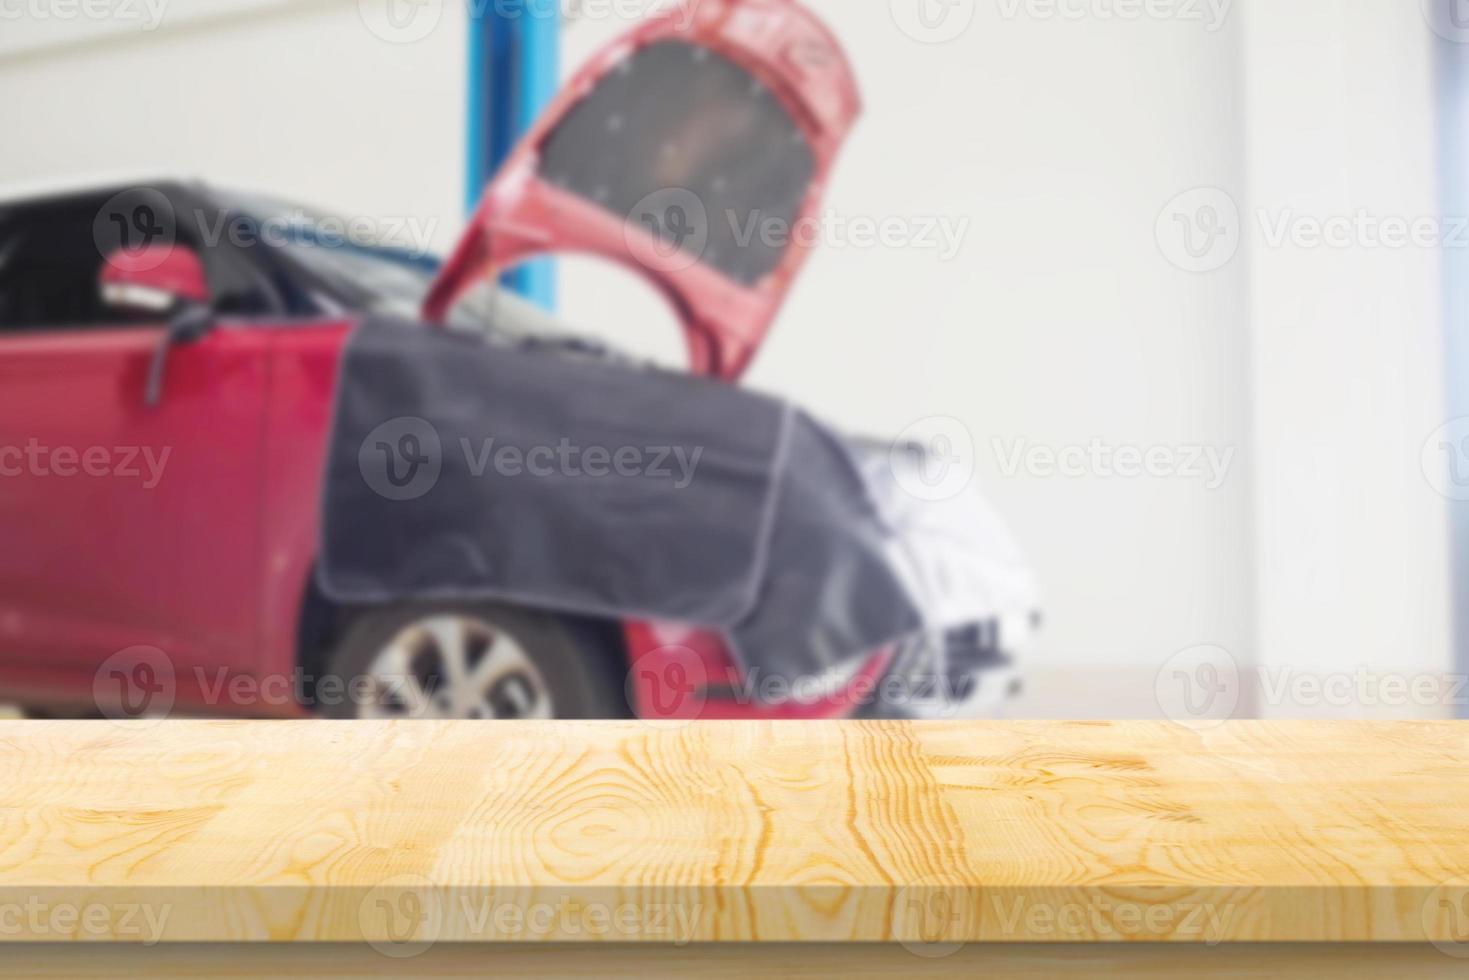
[425,0,861,381]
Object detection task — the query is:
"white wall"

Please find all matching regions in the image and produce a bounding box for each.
[0,0,469,257]
[1239,3,1452,718]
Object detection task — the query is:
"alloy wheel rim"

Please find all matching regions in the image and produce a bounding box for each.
[358,615,553,720]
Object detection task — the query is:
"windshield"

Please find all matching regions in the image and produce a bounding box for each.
[216,191,597,348]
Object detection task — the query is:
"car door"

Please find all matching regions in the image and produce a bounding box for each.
[425,0,861,381]
[0,188,268,700]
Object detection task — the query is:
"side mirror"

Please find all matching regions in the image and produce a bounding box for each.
[98,245,217,408]
[100,243,212,316]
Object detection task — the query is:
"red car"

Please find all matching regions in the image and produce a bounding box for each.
[0,0,1034,721]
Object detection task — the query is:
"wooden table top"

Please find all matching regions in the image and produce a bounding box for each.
[1,720,1467,946]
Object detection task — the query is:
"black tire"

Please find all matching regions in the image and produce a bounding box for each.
[315,602,630,720]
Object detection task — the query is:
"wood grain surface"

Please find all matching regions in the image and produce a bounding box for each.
[0,721,1466,946]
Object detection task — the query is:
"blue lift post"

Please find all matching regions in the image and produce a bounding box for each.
[466,0,559,308]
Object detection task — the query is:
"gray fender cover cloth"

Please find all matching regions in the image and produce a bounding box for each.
[318,317,924,684]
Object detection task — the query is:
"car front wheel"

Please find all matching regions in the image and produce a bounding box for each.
[317,602,628,720]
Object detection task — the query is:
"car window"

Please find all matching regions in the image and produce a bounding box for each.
[0,191,184,333]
